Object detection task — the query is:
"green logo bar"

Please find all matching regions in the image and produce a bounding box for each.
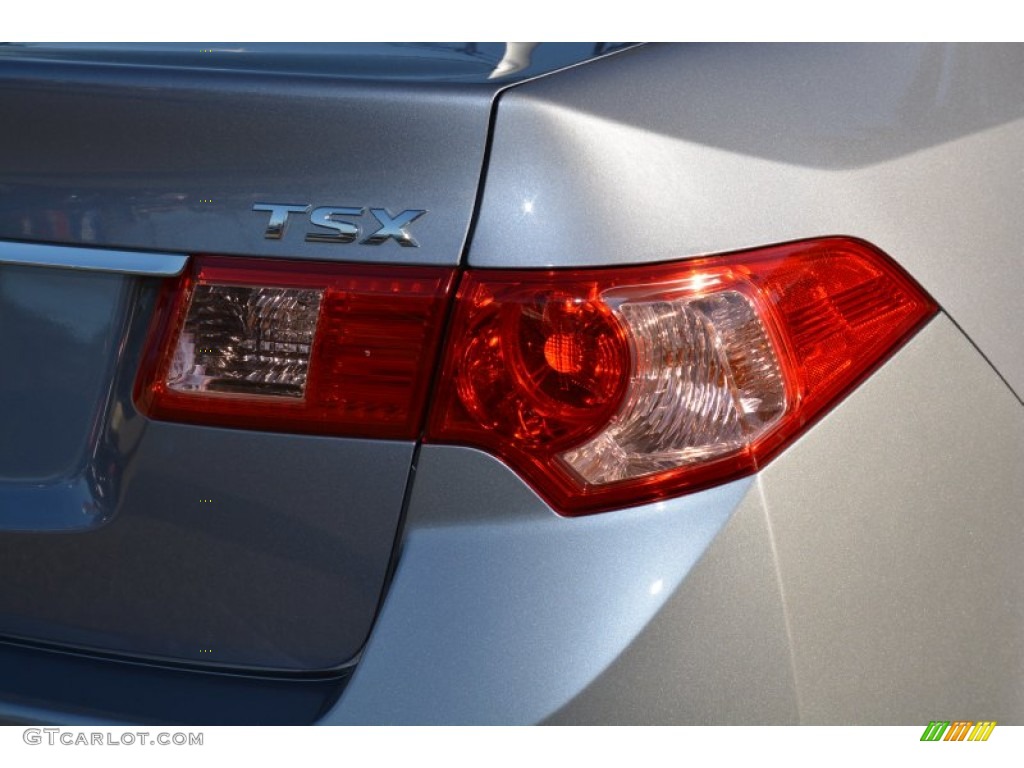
[920,721,950,741]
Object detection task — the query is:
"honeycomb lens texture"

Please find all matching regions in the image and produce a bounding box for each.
[559,290,786,484]
[168,285,323,398]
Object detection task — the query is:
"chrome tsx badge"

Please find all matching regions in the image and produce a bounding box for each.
[253,203,427,247]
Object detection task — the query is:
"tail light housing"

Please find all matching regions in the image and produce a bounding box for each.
[136,238,936,515]
[135,256,455,439]
[425,238,937,514]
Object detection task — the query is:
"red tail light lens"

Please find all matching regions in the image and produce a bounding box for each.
[135,256,455,439]
[450,280,630,451]
[426,238,937,515]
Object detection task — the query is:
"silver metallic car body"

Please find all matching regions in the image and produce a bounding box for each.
[0,42,1020,725]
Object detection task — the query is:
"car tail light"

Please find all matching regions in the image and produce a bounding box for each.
[136,239,935,515]
[135,256,455,439]
[425,238,937,515]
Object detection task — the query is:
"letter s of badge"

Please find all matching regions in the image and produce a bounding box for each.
[306,207,363,243]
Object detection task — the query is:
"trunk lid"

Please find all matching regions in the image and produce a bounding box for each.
[0,45,495,671]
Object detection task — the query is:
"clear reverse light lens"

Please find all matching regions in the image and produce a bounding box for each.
[559,287,786,484]
[168,285,323,399]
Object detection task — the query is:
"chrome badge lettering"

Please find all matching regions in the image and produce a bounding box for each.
[253,203,426,247]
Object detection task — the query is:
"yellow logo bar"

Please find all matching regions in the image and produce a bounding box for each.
[968,721,997,741]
